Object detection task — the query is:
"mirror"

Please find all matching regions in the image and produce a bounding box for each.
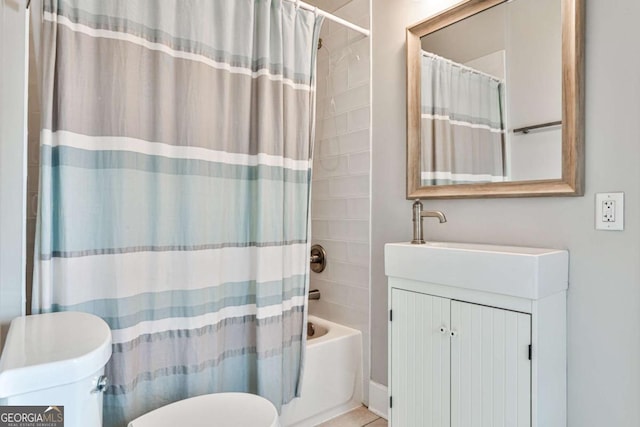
[407,0,584,198]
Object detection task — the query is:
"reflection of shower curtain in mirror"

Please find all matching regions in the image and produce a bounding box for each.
[421,51,505,185]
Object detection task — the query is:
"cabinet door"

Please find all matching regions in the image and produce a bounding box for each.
[391,289,451,427]
[450,301,531,427]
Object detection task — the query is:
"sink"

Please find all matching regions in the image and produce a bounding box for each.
[385,242,568,299]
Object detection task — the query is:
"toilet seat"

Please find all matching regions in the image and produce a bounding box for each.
[128,392,280,427]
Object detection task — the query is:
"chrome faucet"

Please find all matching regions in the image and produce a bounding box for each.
[412,200,447,244]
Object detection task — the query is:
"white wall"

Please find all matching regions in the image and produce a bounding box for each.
[420,3,506,65]
[372,0,640,426]
[309,0,372,404]
[507,0,562,181]
[0,0,28,347]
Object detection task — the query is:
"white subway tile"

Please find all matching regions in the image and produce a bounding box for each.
[348,58,369,88]
[348,151,370,175]
[346,217,369,240]
[313,154,349,179]
[327,220,349,240]
[325,62,349,95]
[317,130,369,159]
[320,19,336,34]
[351,13,370,31]
[314,136,340,158]
[348,40,370,88]
[311,220,329,239]
[323,26,349,51]
[317,113,348,140]
[325,302,348,326]
[311,198,348,219]
[348,286,369,311]
[329,175,369,198]
[338,129,370,154]
[319,258,335,282]
[311,179,331,198]
[316,95,337,120]
[317,55,330,79]
[332,261,369,288]
[328,219,368,242]
[349,220,368,241]
[311,239,348,261]
[349,28,369,44]
[347,242,369,266]
[330,303,368,332]
[316,86,327,110]
[346,197,369,220]
[333,84,369,115]
[312,278,349,305]
[347,107,370,132]
[308,299,332,319]
[349,36,370,57]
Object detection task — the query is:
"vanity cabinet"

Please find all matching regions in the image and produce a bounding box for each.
[386,242,568,427]
[391,289,531,427]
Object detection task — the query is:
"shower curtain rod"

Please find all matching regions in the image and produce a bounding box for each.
[285,0,370,37]
[422,50,503,83]
[25,0,370,37]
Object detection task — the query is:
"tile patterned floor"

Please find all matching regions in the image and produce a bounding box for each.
[316,406,387,427]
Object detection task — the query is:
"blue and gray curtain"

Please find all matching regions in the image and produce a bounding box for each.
[421,51,506,185]
[31,1,323,426]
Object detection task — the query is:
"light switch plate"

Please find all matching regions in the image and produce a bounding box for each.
[595,192,624,230]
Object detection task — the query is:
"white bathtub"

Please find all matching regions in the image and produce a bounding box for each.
[280,316,363,427]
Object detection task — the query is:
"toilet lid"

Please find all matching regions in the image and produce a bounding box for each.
[128,393,280,427]
[0,312,112,398]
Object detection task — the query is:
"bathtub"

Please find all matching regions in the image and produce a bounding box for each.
[280,316,363,427]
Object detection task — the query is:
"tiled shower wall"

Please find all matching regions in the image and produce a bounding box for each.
[309,0,371,404]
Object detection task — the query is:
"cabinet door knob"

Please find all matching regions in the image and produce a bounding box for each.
[439,326,448,334]
[449,330,458,337]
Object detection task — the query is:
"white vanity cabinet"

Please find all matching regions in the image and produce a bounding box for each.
[386,242,568,427]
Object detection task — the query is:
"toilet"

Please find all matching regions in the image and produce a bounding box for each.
[0,311,112,426]
[0,311,280,427]
[128,392,280,427]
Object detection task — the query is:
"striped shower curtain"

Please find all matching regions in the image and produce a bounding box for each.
[421,51,506,185]
[31,1,323,425]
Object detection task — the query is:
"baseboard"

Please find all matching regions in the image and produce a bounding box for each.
[282,400,362,427]
[367,381,388,420]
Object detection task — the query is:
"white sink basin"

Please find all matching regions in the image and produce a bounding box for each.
[385,242,568,299]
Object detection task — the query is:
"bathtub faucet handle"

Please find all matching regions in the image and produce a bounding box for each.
[310,244,327,273]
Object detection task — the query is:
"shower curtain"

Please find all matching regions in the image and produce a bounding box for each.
[31,1,323,425]
[421,51,506,185]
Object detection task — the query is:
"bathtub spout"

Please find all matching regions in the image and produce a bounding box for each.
[308,289,321,300]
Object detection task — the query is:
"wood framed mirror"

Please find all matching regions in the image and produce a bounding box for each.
[407,0,584,199]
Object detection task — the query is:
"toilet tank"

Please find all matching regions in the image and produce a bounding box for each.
[0,312,112,427]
